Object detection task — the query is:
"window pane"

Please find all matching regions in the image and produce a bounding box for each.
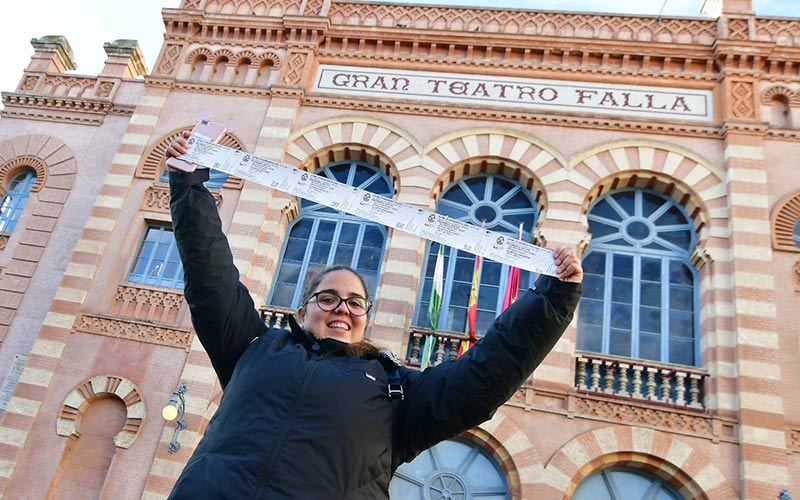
[463,177,487,201]
[589,220,618,238]
[640,282,661,307]
[612,254,633,278]
[639,332,661,361]
[639,306,661,334]
[582,274,605,300]
[610,304,632,329]
[642,192,664,218]
[577,325,602,352]
[670,286,693,311]
[590,198,623,222]
[669,261,694,285]
[611,278,633,303]
[641,257,661,281]
[669,311,694,338]
[609,328,631,357]
[502,189,532,210]
[443,185,472,205]
[659,229,692,248]
[583,252,606,275]
[490,177,513,202]
[127,226,184,289]
[578,299,604,326]
[670,339,695,366]
[612,191,635,216]
[655,204,688,226]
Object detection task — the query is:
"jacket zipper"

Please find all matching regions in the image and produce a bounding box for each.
[250,359,318,499]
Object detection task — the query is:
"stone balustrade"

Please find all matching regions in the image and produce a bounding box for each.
[405,328,471,368]
[259,304,297,330]
[575,352,708,411]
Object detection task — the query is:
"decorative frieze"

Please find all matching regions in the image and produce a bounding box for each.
[156,43,184,76]
[75,313,193,350]
[328,3,717,45]
[755,18,800,46]
[730,81,756,119]
[571,396,714,435]
[109,283,185,324]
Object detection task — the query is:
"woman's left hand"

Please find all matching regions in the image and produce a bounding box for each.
[552,246,583,283]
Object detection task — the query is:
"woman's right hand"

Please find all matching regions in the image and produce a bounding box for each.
[165,130,191,162]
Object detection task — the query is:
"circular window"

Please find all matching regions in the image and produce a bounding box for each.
[390,438,510,500]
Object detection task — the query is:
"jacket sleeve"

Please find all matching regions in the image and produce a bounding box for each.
[169,169,266,388]
[393,275,581,465]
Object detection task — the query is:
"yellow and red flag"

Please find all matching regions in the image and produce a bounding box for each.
[459,250,482,357]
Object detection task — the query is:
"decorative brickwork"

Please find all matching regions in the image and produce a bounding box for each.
[20,76,38,91]
[282,51,308,86]
[56,375,145,449]
[761,85,799,106]
[550,427,739,500]
[755,18,800,46]
[572,397,712,434]
[75,314,193,350]
[731,81,756,119]
[329,3,716,45]
[156,43,184,76]
[727,18,750,40]
[108,284,185,324]
[203,0,302,16]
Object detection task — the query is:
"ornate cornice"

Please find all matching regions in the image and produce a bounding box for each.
[304,95,723,139]
[75,313,193,350]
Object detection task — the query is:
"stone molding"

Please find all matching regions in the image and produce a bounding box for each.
[75,313,193,350]
[506,385,737,443]
[304,95,724,139]
[56,375,145,449]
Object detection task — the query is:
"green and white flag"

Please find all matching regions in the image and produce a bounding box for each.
[421,243,445,371]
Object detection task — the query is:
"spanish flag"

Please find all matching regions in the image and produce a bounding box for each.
[459,252,481,357]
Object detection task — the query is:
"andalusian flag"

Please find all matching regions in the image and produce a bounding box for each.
[501,223,524,311]
[459,252,481,357]
[421,243,445,370]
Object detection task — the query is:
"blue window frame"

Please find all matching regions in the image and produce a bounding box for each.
[794,219,800,248]
[126,225,184,289]
[414,174,538,336]
[269,160,392,308]
[390,437,510,499]
[577,189,699,366]
[0,171,36,233]
[573,467,683,500]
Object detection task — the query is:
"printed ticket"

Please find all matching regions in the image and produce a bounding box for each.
[178,137,558,277]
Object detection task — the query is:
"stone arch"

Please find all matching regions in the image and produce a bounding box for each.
[761,84,799,106]
[471,406,542,500]
[137,126,246,189]
[423,128,566,222]
[56,375,145,449]
[285,117,421,195]
[570,140,726,251]
[0,156,47,195]
[546,426,737,500]
[212,48,235,62]
[234,50,257,66]
[254,50,282,68]
[771,189,800,252]
[185,47,213,64]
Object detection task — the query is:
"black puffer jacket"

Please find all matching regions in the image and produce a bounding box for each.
[167,169,581,500]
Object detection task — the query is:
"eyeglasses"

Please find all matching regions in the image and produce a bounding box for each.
[306,291,372,316]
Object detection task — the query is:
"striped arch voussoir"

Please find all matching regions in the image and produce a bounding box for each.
[286,119,419,195]
[0,134,77,195]
[56,375,145,449]
[550,427,733,500]
[185,47,214,64]
[254,51,282,68]
[137,126,247,189]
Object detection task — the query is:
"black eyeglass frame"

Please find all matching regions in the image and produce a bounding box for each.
[304,291,373,316]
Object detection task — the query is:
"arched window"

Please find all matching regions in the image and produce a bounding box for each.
[794,219,800,248]
[190,54,207,80]
[390,437,510,499]
[573,466,683,500]
[269,159,393,308]
[770,94,792,128]
[414,174,538,335]
[0,170,37,233]
[577,189,698,366]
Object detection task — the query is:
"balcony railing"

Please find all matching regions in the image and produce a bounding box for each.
[406,328,472,368]
[259,305,296,330]
[575,352,708,411]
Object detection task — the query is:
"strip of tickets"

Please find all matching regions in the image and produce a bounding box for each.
[177,136,559,277]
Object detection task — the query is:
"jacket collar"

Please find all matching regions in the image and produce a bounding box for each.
[287,314,348,355]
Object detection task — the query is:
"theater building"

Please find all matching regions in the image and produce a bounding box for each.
[0,0,798,498]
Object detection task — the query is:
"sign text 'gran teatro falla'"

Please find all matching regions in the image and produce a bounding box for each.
[314,65,713,123]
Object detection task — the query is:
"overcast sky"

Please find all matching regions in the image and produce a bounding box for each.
[0,0,797,106]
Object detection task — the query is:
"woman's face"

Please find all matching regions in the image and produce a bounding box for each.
[297,269,369,344]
